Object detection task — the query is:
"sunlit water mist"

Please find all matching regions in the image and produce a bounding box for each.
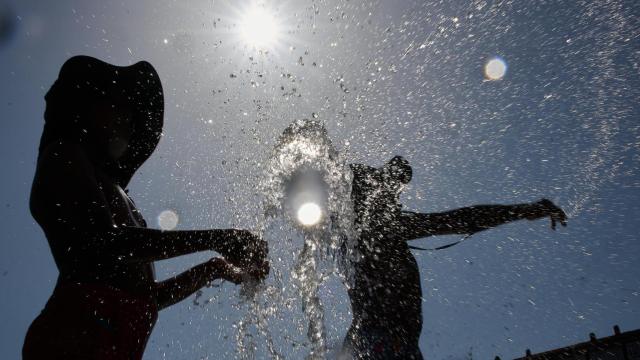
[235,119,357,359]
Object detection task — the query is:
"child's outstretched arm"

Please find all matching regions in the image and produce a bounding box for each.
[395,199,567,241]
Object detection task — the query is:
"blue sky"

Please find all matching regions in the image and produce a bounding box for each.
[1,0,639,359]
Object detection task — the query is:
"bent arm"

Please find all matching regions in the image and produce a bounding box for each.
[396,200,565,241]
[155,261,214,310]
[155,258,242,310]
[74,227,247,264]
[32,143,258,266]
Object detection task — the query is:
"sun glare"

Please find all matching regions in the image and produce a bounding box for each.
[239,4,280,49]
[297,202,322,226]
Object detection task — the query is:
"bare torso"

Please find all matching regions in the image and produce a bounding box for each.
[348,230,423,341]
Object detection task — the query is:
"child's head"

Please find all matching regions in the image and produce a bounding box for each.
[40,55,164,187]
[350,156,413,229]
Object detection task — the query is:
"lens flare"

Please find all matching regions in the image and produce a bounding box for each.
[297,202,322,226]
[158,210,179,230]
[484,57,507,80]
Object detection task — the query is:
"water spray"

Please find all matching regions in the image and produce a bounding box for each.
[237,119,356,359]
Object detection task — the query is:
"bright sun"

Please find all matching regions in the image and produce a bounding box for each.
[239,4,280,49]
[297,202,323,226]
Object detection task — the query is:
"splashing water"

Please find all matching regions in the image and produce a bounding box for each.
[143,2,639,359]
[561,0,626,217]
[236,119,356,359]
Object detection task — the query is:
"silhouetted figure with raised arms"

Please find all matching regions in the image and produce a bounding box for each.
[23,56,268,359]
[342,156,567,360]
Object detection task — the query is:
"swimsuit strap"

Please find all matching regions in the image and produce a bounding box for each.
[408,234,472,251]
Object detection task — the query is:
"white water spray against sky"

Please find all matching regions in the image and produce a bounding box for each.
[1,0,639,359]
[234,120,355,359]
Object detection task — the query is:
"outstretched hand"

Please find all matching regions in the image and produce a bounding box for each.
[207,257,244,284]
[530,199,568,230]
[217,230,269,281]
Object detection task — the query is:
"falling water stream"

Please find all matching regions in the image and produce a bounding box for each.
[236,120,356,359]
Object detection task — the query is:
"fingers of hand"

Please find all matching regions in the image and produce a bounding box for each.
[549,212,568,230]
[210,257,244,284]
[221,263,244,284]
[251,260,270,280]
[557,213,568,227]
[245,237,269,267]
[540,199,568,229]
[222,233,268,280]
[554,210,568,224]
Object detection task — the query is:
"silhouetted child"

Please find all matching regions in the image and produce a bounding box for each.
[23,56,268,359]
[342,156,567,359]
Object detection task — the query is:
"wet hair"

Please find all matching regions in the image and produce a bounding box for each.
[382,155,413,185]
[350,156,413,230]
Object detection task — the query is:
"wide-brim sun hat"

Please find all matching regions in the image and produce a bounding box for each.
[40,55,164,187]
